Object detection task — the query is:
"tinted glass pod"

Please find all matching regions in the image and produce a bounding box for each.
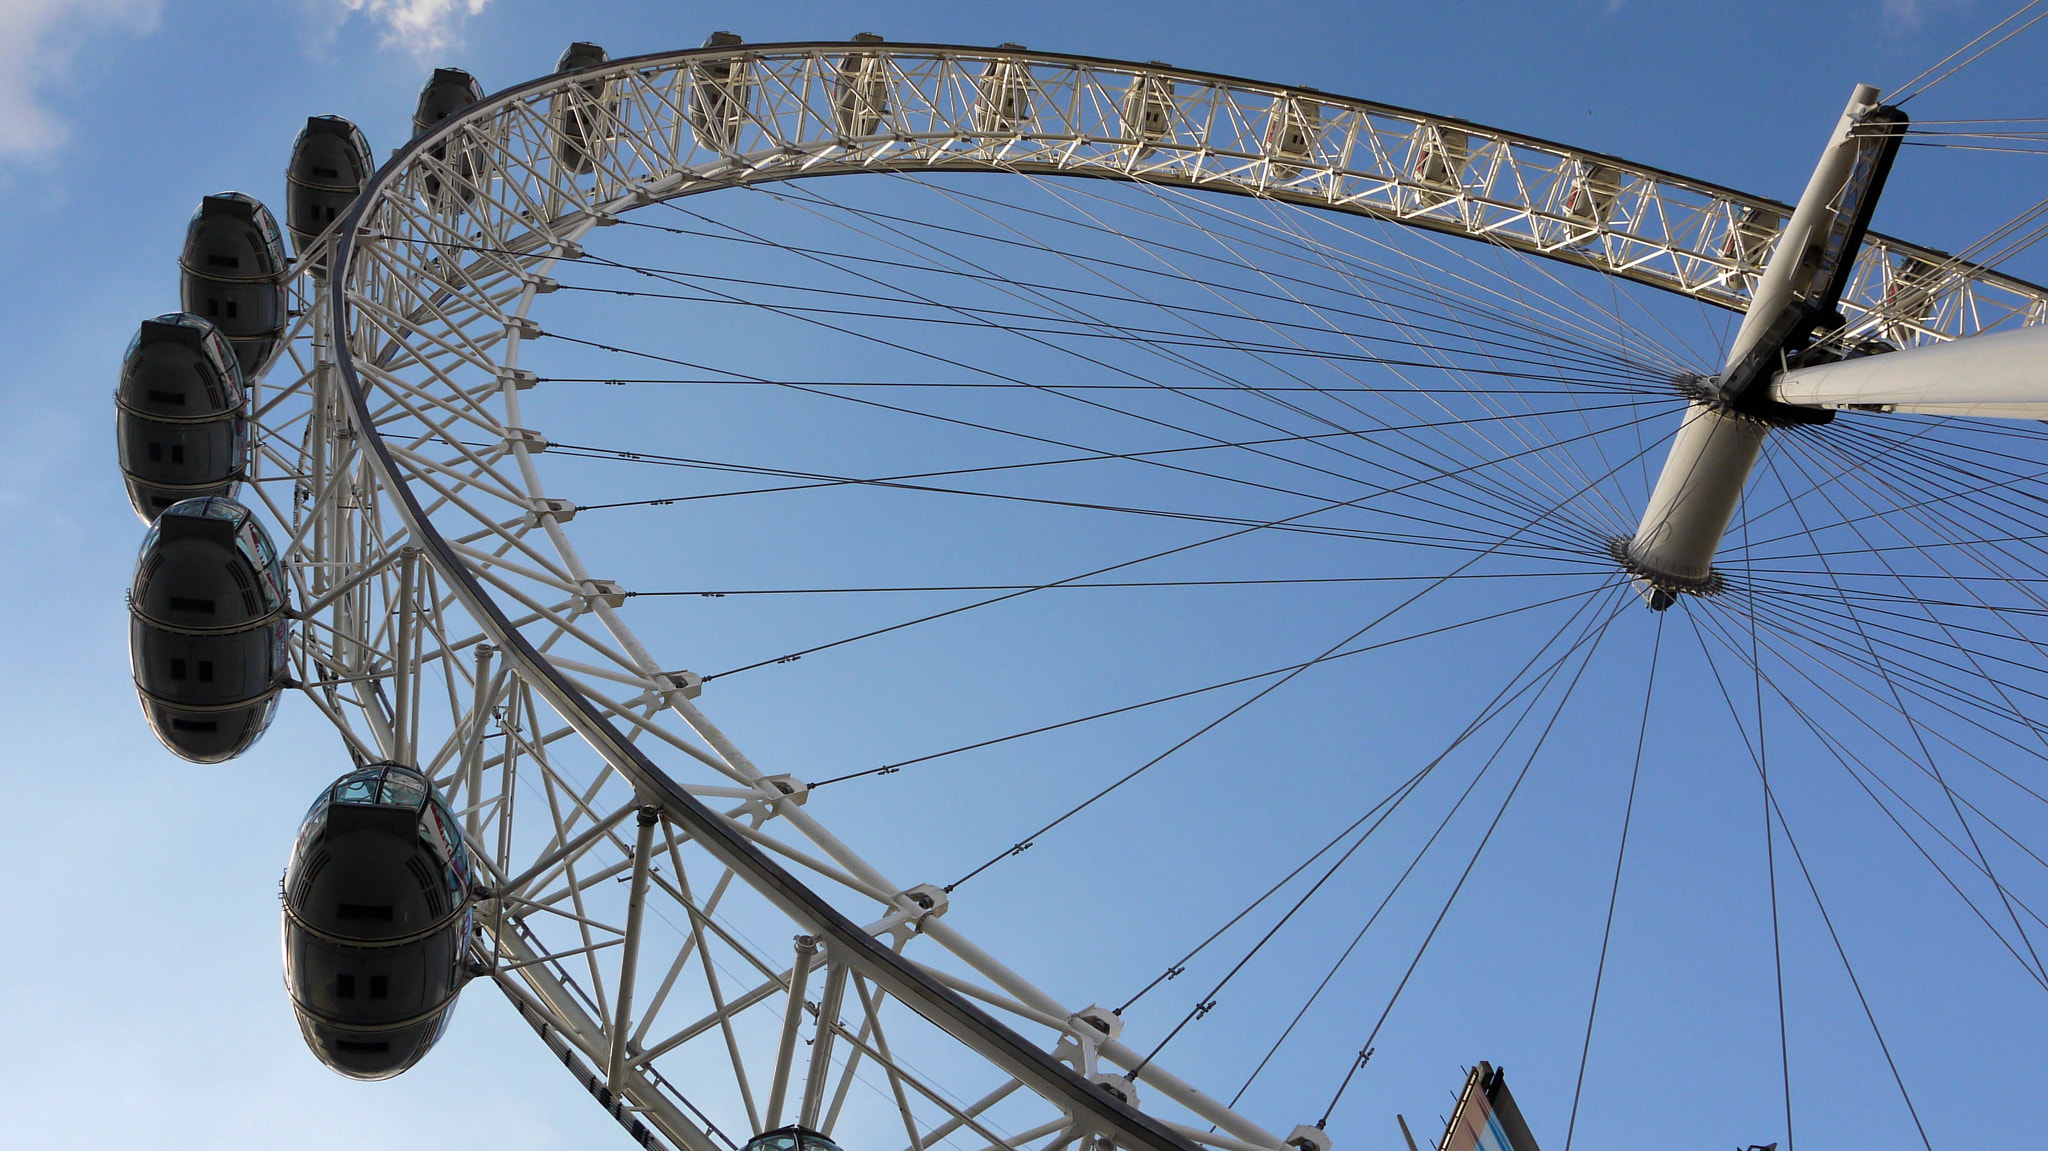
[285,115,374,264]
[550,42,612,174]
[412,68,486,209]
[178,192,288,379]
[115,313,247,521]
[128,496,288,761]
[284,762,479,1079]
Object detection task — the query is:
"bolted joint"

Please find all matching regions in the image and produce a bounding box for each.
[893,882,948,922]
[1088,1072,1137,1107]
[661,669,704,699]
[579,579,627,608]
[1286,1125,1332,1151]
[498,367,539,390]
[793,933,820,957]
[504,427,549,454]
[636,804,662,827]
[506,316,543,340]
[528,497,576,526]
[759,774,808,805]
[1070,1004,1123,1044]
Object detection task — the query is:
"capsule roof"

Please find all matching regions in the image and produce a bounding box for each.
[288,115,374,192]
[413,68,484,137]
[118,313,243,419]
[180,193,288,282]
[132,496,284,622]
[556,41,607,72]
[744,1126,847,1151]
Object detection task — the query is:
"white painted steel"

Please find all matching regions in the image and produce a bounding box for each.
[230,39,2048,1151]
[1772,324,2048,417]
[1620,404,1766,589]
[1625,84,1884,591]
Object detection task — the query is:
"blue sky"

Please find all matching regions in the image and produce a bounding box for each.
[3,2,2046,1149]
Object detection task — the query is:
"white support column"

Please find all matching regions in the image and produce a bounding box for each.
[607,805,660,1093]
[465,643,495,845]
[392,546,419,764]
[1772,323,2048,417]
[765,934,820,1131]
[799,960,851,1129]
[1625,84,1884,594]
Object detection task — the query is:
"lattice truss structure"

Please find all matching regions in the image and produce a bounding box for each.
[244,41,2047,1151]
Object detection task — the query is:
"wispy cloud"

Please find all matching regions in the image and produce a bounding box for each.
[1881,0,1968,32]
[335,0,495,60]
[0,0,163,161]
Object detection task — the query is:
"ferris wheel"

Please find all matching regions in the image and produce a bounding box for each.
[117,33,2048,1151]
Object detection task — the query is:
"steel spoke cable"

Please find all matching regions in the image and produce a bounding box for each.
[544,378,1662,397]
[687,414,1668,683]
[624,574,1593,598]
[1715,612,2048,970]
[1104,169,1696,380]
[958,164,1692,378]
[1762,441,2048,983]
[935,443,1657,892]
[723,177,1621,545]
[554,251,1612,552]
[617,208,1664,384]
[1316,584,1629,1129]
[810,583,1607,790]
[1562,611,1664,1151]
[549,277,1655,387]
[1130,581,1622,1073]
[724,174,1677,384]
[1214,588,1634,1113]
[529,328,1625,556]
[1685,611,1937,1151]
[1101,177,1627,539]
[1771,430,2048,722]
[541,397,1661,516]
[557,249,1661,390]
[1891,0,2048,105]
[1115,580,1620,1022]
[1739,490,1797,1151]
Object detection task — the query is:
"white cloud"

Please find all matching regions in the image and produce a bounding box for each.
[336,0,493,61]
[1881,0,1968,32]
[0,0,163,161]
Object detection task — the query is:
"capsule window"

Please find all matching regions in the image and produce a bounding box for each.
[206,254,240,268]
[197,660,213,682]
[148,444,162,462]
[169,596,215,614]
[368,975,389,1000]
[313,165,340,179]
[146,390,185,406]
[170,658,187,680]
[225,300,238,318]
[337,903,394,921]
[170,718,217,732]
[336,973,356,998]
[336,1040,389,1053]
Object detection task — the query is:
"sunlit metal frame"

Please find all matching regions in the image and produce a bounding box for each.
[242,40,2046,1151]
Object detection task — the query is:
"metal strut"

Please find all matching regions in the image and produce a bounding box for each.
[1622,83,1907,606]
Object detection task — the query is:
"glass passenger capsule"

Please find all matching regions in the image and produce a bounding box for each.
[115,313,247,521]
[284,762,479,1080]
[285,115,374,264]
[550,41,612,174]
[743,1126,847,1151]
[178,192,288,380]
[128,496,288,762]
[413,67,487,210]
